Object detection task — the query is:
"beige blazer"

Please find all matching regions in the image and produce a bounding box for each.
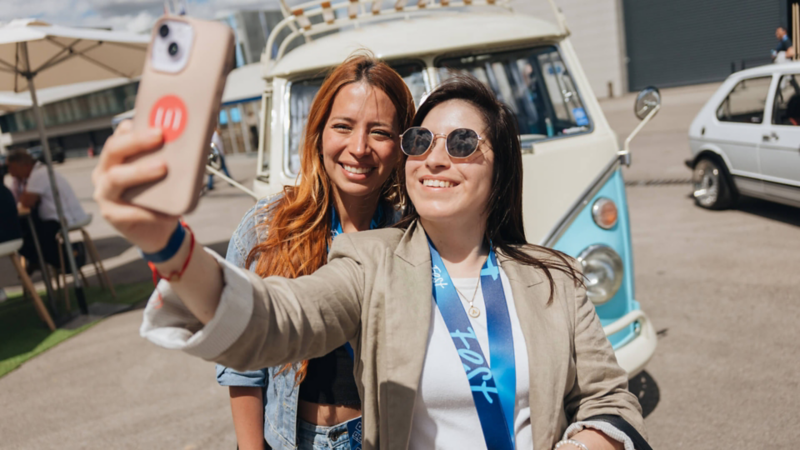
[209,221,646,449]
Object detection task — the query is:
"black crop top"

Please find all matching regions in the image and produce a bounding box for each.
[298,345,361,407]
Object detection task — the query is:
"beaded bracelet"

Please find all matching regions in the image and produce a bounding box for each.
[554,439,590,450]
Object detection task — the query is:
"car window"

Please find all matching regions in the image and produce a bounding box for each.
[287,78,325,175]
[716,76,772,124]
[285,62,428,176]
[772,74,800,126]
[437,46,590,140]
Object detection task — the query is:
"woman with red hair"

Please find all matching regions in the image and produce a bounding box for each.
[218,54,413,450]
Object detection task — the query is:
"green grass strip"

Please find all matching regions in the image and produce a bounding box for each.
[0,282,153,378]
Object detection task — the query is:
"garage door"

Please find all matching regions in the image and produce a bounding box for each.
[623,0,783,90]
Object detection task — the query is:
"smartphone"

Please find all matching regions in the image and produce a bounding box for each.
[122,15,235,215]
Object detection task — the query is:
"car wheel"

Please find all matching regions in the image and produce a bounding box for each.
[692,158,733,210]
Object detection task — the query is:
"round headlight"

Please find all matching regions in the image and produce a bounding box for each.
[577,244,623,305]
[592,197,618,229]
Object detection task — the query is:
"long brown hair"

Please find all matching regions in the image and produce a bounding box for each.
[395,75,582,302]
[246,54,415,382]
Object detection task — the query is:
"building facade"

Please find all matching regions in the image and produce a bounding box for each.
[514,0,792,98]
[0,79,138,157]
[216,9,287,67]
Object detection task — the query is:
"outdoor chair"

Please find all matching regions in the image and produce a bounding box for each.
[56,214,116,311]
[0,238,55,331]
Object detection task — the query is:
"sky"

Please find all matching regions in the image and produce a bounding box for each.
[0,0,283,33]
[0,0,544,34]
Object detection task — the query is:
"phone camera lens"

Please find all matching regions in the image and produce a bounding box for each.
[168,42,179,57]
[159,24,169,38]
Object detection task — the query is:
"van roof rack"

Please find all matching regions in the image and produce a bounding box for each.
[264,0,565,71]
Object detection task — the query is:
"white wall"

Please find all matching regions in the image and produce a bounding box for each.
[511,0,628,98]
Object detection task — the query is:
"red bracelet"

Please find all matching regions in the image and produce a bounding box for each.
[148,221,195,308]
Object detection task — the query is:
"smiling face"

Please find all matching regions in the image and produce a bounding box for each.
[321,82,400,205]
[405,99,494,227]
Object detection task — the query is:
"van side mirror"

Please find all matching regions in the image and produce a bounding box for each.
[619,87,662,166]
[634,87,661,120]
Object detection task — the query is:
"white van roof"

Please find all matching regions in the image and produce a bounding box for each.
[266,11,562,79]
[222,63,265,105]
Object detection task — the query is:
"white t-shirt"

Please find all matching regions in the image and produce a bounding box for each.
[22,163,88,226]
[410,268,532,449]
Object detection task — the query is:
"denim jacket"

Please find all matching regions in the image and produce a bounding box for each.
[216,196,399,450]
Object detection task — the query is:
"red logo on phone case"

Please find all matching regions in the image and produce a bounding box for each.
[150,95,187,142]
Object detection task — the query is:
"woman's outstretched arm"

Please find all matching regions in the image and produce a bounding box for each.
[92,121,225,324]
[94,123,364,371]
[151,228,224,324]
[138,237,364,371]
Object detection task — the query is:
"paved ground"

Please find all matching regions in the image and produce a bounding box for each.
[1,81,799,449]
[607,83,800,448]
[0,158,257,450]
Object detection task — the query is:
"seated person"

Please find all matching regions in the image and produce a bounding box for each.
[6,150,87,273]
[0,182,21,244]
[787,94,800,125]
[0,183,22,302]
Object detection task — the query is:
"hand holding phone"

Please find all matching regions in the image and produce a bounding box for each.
[92,122,177,253]
[122,16,235,215]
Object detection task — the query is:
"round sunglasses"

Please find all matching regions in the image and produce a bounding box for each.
[400,127,485,159]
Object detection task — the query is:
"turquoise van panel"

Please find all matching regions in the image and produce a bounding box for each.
[553,169,638,349]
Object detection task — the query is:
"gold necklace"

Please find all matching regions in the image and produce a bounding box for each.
[453,279,481,318]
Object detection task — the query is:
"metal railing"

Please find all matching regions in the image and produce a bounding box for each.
[264,0,521,72]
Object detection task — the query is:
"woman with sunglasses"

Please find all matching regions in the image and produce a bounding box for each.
[95,76,649,450]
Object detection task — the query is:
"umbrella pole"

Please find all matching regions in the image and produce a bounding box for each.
[21,43,89,315]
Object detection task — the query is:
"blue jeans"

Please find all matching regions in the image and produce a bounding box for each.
[296,419,352,450]
[207,153,232,190]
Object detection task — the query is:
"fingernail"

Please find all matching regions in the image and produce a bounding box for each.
[149,160,166,172]
[148,128,163,139]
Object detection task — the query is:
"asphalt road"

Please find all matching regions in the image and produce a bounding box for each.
[1,82,799,449]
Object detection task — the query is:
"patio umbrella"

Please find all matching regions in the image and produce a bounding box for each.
[0,19,149,315]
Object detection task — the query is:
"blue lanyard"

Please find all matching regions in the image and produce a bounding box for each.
[330,204,385,450]
[429,239,516,450]
[330,204,384,238]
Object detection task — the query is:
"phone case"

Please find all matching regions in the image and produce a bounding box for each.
[123,16,235,215]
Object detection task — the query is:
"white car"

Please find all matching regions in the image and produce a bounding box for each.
[688,62,800,209]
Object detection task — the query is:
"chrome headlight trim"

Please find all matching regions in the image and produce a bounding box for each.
[577,244,624,305]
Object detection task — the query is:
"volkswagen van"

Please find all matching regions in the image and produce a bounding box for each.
[252,0,658,377]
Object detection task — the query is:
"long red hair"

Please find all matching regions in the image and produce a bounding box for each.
[245,54,415,383]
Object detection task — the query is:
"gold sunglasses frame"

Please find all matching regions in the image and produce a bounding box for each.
[399,127,486,159]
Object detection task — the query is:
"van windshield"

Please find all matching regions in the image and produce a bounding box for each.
[285,62,427,175]
[437,46,590,141]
